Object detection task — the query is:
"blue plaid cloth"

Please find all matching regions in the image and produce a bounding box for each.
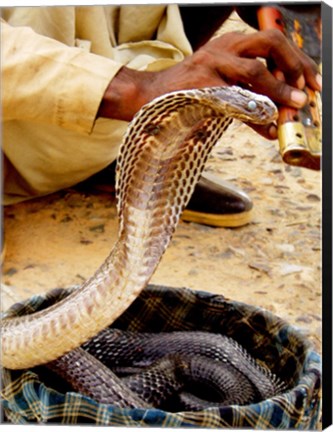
[1,284,321,428]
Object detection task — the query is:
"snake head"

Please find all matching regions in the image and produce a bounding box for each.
[205,86,278,125]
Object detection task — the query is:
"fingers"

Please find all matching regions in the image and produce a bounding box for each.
[207,30,321,106]
[215,56,309,109]
[235,29,321,91]
[247,122,278,140]
[296,48,322,91]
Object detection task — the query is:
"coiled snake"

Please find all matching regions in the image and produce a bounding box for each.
[1,86,279,408]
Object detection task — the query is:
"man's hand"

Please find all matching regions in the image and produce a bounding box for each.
[98,29,321,139]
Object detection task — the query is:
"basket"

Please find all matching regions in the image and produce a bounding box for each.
[1,284,321,428]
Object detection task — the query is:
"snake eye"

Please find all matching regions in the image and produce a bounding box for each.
[247,100,257,111]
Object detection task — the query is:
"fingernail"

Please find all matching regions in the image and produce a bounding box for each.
[275,70,285,81]
[291,90,307,107]
[269,124,278,139]
[316,73,322,89]
[296,75,305,89]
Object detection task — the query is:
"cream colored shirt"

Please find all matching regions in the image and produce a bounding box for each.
[1,5,192,204]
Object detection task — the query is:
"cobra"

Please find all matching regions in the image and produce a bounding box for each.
[1,86,278,370]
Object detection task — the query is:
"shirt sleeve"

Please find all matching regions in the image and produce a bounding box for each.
[1,19,124,134]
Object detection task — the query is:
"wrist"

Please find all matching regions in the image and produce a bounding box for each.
[97,67,153,121]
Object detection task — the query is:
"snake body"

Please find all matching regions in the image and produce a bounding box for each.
[45,329,287,410]
[81,328,287,408]
[83,328,283,396]
[83,328,284,405]
[46,346,150,408]
[1,86,278,399]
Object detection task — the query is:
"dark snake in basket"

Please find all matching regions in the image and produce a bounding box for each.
[46,327,287,410]
[2,86,282,409]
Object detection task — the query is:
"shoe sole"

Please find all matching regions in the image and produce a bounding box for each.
[181,208,252,228]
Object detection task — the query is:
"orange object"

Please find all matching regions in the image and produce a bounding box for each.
[257,6,321,170]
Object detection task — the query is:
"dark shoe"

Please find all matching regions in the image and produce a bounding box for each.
[181,172,253,228]
[78,164,253,228]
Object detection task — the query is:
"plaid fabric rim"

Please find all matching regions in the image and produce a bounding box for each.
[1,284,322,428]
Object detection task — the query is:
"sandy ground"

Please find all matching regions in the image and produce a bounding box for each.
[1,13,322,359]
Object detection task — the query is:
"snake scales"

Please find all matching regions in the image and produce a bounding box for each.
[1,86,279,409]
[44,326,286,410]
